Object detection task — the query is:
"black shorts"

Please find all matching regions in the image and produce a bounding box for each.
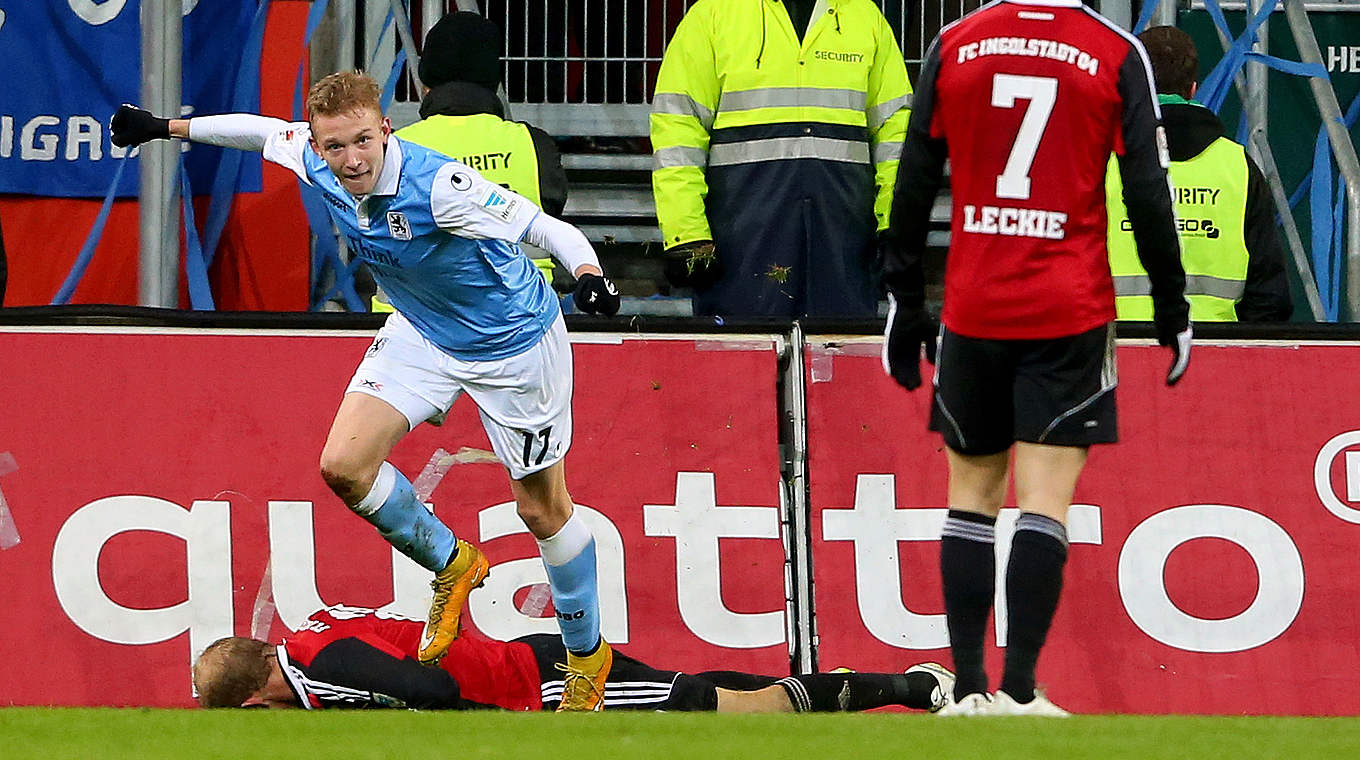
[521,634,733,711]
[928,323,1118,456]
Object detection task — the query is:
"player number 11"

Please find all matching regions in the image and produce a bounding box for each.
[991,73,1059,201]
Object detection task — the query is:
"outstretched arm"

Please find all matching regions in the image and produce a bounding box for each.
[111,106,291,152]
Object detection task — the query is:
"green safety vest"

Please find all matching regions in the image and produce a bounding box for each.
[369,114,551,312]
[397,113,543,205]
[650,0,911,245]
[1106,137,1249,322]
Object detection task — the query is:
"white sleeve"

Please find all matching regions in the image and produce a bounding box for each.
[521,213,601,275]
[429,161,540,241]
[189,114,313,183]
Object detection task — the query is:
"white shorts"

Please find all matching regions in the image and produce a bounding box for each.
[346,311,573,480]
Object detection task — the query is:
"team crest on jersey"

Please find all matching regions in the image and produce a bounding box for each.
[386,211,412,240]
[480,187,519,222]
[449,171,473,191]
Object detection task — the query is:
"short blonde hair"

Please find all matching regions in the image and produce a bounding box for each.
[306,70,382,119]
[192,636,273,708]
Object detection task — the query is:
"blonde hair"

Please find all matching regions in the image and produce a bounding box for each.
[192,636,273,708]
[306,70,383,119]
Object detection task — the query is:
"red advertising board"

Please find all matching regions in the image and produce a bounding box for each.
[807,337,1360,715]
[0,328,787,707]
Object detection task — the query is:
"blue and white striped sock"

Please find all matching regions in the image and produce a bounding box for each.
[351,461,457,572]
[537,513,602,656]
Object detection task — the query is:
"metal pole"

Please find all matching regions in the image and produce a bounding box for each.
[780,324,816,675]
[1213,3,1326,319]
[388,0,425,94]
[139,0,181,308]
[1284,0,1360,319]
[423,0,444,34]
[1246,0,1269,168]
[336,0,358,72]
[1152,0,1177,27]
[1101,0,1131,30]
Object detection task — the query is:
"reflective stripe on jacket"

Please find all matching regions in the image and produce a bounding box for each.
[1107,137,1248,322]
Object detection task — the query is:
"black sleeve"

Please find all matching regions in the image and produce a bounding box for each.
[306,638,465,710]
[1115,46,1188,337]
[528,124,569,217]
[883,37,947,309]
[1237,156,1294,321]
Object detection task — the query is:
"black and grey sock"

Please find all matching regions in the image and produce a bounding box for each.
[775,672,939,712]
[940,509,997,700]
[999,512,1068,703]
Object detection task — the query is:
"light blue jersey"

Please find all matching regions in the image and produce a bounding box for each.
[265,127,558,361]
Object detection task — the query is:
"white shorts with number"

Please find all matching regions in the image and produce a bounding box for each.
[346,310,572,480]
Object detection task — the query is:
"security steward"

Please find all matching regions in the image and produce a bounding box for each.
[650,0,912,317]
[1107,25,1292,322]
[373,10,567,311]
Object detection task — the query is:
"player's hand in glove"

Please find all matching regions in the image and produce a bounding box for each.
[882,293,938,391]
[662,241,724,291]
[110,105,171,148]
[1159,323,1192,386]
[574,272,621,316]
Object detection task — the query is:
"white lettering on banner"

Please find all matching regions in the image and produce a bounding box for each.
[51,496,233,667]
[0,116,11,159]
[20,116,61,161]
[470,501,630,644]
[68,0,128,26]
[1118,505,1304,653]
[1326,46,1360,73]
[1314,430,1360,523]
[65,115,103,161]
[643,472,785,648]
[822,474,1101,648]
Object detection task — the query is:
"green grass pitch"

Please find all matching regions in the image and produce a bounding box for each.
[3,709,1358,760]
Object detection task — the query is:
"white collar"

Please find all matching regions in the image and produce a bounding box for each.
[368,135,403,197]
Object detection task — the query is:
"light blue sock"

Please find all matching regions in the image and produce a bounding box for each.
[353,462,457,572]
[538,515,602,655]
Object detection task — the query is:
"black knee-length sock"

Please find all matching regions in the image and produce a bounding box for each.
[940,509,997,700]
[999,512,1068,703]
[775,671,941,711]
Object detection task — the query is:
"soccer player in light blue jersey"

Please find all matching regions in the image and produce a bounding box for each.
[112,71,620,710]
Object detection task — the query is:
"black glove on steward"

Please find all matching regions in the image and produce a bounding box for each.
[662,241,724,291]
[110,105,171,148]
[574,273,621,316]
[883,293,938,391]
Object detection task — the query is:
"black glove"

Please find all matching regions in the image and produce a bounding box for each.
[883,293,938,391]
[573,272,620,316]
[662,241,724,291]
[110,105,171,148]
[1160,324,1192,386]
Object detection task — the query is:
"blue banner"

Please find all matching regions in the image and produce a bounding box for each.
[0,0,263,198]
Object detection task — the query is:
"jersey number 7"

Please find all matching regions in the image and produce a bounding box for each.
[990,73,1059,201]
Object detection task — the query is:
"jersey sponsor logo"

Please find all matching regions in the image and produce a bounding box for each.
[320,191,350,214]
[813,50,865,63]
[345,235,402,267]
[449,170,473,191]
[961,204,1067,239]
[458,151,512,171]
[480,187,520,222]
[365,337,388,357]
[359,378,384,391]
[386,211,412,241]
[957,37,1099,77]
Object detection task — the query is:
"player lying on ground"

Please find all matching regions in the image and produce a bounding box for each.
[193,605,953,713]
[111,71,620,710]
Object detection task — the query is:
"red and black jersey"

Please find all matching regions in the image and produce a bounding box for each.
[278,606,543,711]
[886,0,1186,339]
